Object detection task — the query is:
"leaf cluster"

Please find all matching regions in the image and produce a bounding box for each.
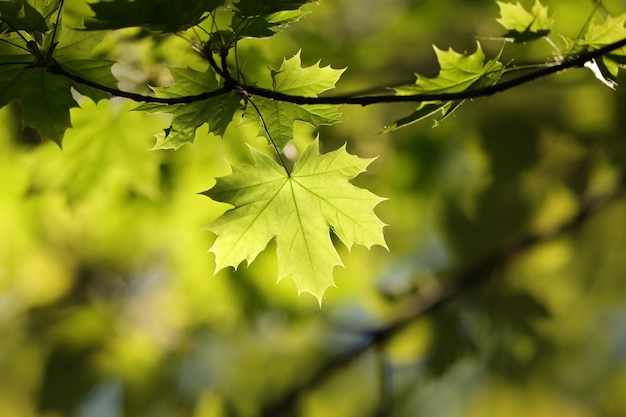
[1,0,626,299]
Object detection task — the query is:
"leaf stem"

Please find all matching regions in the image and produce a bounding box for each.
[247,97,291,176]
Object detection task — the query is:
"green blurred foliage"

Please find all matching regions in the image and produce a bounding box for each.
[2,0,626,416]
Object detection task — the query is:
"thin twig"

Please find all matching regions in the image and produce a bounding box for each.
[240,36,626,106]
[247,97,291,175]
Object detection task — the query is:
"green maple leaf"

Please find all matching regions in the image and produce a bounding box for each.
[203,140,387,302]
[0,64,76,144]
[0,0,49,33]
[580,13,626,88]
[231,10,309,39]
[387,42,503,131]
[136,66,243,149]
[53,28,118,102]
[245,51,344,150]
[56,98,165,203]
[0,26,115,144]
[496,0,553,42]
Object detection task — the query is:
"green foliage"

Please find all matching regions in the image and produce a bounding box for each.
[0,0,53,33]
[137,66,242,149]
[243,52,344,150]
[2,0,626,416]
[204,140,387,302]
[388,43,503,130]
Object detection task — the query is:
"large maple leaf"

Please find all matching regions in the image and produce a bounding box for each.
[203,140,387,302]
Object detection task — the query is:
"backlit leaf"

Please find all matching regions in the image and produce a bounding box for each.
[389,42,503,130]
[136,66,243,149]
[245,52,344,150]
[496,0,553,42]
[204,140,387,302]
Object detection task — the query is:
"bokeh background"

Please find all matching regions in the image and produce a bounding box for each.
[2,0,626,416]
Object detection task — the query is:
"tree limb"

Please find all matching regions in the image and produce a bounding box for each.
[45,37,626,106]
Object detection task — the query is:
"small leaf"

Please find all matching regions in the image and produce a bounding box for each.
[0,26,116,144]
[395,43,503,95]
[204,140,387,302]
[136,67,242,149]
[496,0,553,42]
[388,42,503,130]
[581,13,626,87]
[231,10,308,39]
[245,52,344,150]
[272,50,344,97]
[582,13,626,52]
[0,65,76,145]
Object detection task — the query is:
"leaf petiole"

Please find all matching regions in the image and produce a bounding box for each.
[247,97,291,176]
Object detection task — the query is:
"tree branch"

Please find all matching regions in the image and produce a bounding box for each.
[44,37,626,107]
[259,174,626,416]
[48,63,231,104]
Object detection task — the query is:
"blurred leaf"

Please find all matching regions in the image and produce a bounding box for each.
[204,139,387,302]
[57,98,165,202]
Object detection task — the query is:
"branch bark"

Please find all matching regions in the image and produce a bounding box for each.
[46,37,626,106]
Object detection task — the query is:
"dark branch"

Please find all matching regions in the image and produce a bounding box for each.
[259,174,626,416]
[40,37,626,107]
[243,37,626,106]
[48,63,231,104]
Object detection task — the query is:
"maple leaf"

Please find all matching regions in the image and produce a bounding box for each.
[495,0,553,43]
[387,42,503,131]
[244,51,345,150]
[203,140,387,303]
[579,13,626,88]
[136,66,243,149]
[0,27,115,145]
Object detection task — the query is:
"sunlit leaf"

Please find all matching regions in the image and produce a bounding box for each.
[389,42,503,130]
[136,66,242,149]
[496,0,553,42]
[244,51,344,150]
[204,139,387,302]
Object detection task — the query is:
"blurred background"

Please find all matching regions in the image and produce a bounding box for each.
[2,0,626,416]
